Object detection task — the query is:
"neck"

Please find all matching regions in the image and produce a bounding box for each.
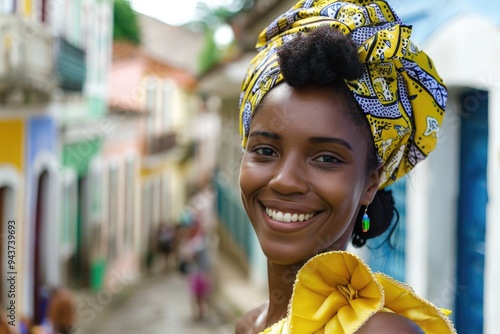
[260,237,353,330]
[264,260,304,329]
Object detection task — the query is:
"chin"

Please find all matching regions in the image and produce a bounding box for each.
[260,242,315,266]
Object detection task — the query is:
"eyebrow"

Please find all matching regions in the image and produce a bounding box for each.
[248,130,282,140]
[309,137,353,151]
[249,131,353,151]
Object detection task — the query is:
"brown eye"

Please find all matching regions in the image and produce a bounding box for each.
[255,147,275,156]
[315,155,340,163]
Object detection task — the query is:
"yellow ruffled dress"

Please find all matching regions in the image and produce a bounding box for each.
[261,251,456,334]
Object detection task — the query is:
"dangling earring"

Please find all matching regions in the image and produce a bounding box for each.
[362,206,370,233]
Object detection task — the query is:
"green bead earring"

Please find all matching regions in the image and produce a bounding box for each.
[362,207,370,233]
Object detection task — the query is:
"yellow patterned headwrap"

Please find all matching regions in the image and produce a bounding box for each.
[238,0,447,188]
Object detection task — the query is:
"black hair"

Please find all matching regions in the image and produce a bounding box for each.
[276,25,398,248]
[351,189,398,248]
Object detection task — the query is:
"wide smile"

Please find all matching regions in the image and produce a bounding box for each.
[265,207,316,223]
[259,202,321,233]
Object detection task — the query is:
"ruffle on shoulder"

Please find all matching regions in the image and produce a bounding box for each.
[261,251,456,334]
[375,273,456,334]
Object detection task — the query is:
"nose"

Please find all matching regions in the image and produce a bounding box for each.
[268,154,309,195]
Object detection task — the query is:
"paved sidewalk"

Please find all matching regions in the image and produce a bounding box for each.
[73,252,268,334]
[211,255,268,325]
[78,270,233,334]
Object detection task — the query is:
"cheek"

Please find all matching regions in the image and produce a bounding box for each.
[239,153,275,187]
[239,157,253,196]
[319,168,365,194]
[317,170,367,217]
[239,159,267,232]
[239,156,265,206]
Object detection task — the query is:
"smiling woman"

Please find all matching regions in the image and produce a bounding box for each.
[236,1,455,333]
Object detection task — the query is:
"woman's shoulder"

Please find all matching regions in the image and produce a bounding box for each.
[236,302,268,334]
[357,312,424,334]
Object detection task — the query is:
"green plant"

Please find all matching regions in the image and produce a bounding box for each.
[113,0,141,44]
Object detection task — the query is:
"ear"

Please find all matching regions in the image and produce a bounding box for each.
[362,164,383,205]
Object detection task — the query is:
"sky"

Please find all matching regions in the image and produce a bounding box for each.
[130,0,236,46]
[130,0,238,26]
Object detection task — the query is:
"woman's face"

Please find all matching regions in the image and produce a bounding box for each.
[239,83,380,265]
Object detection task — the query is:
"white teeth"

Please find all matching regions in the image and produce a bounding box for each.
[276,211,284,221]
[266,208,315,223]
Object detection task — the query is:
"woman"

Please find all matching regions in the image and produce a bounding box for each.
[236,1,455,333]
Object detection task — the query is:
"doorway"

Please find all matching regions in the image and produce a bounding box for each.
[455,89,488,333]
[33,170,49,324]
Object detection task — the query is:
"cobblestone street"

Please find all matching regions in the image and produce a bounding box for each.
[80,269,234,334]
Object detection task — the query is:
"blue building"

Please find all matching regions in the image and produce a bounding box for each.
[390,1,500,333]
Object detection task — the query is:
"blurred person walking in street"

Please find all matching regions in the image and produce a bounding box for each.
[156,222,179,270]
[31,288,76,334]
[177,206,214,321]
[46,288,77,334]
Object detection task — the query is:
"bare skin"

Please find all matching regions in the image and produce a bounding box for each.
[237,308,424,334]
[235,303,267,334]
[357,312,425,334]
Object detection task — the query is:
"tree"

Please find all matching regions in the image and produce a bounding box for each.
[113,0,141,44]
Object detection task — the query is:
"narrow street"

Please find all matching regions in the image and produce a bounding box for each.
[79,268,234,334]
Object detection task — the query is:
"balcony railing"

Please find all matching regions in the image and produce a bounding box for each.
[0,15,56,97]
[215,174,254,268]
